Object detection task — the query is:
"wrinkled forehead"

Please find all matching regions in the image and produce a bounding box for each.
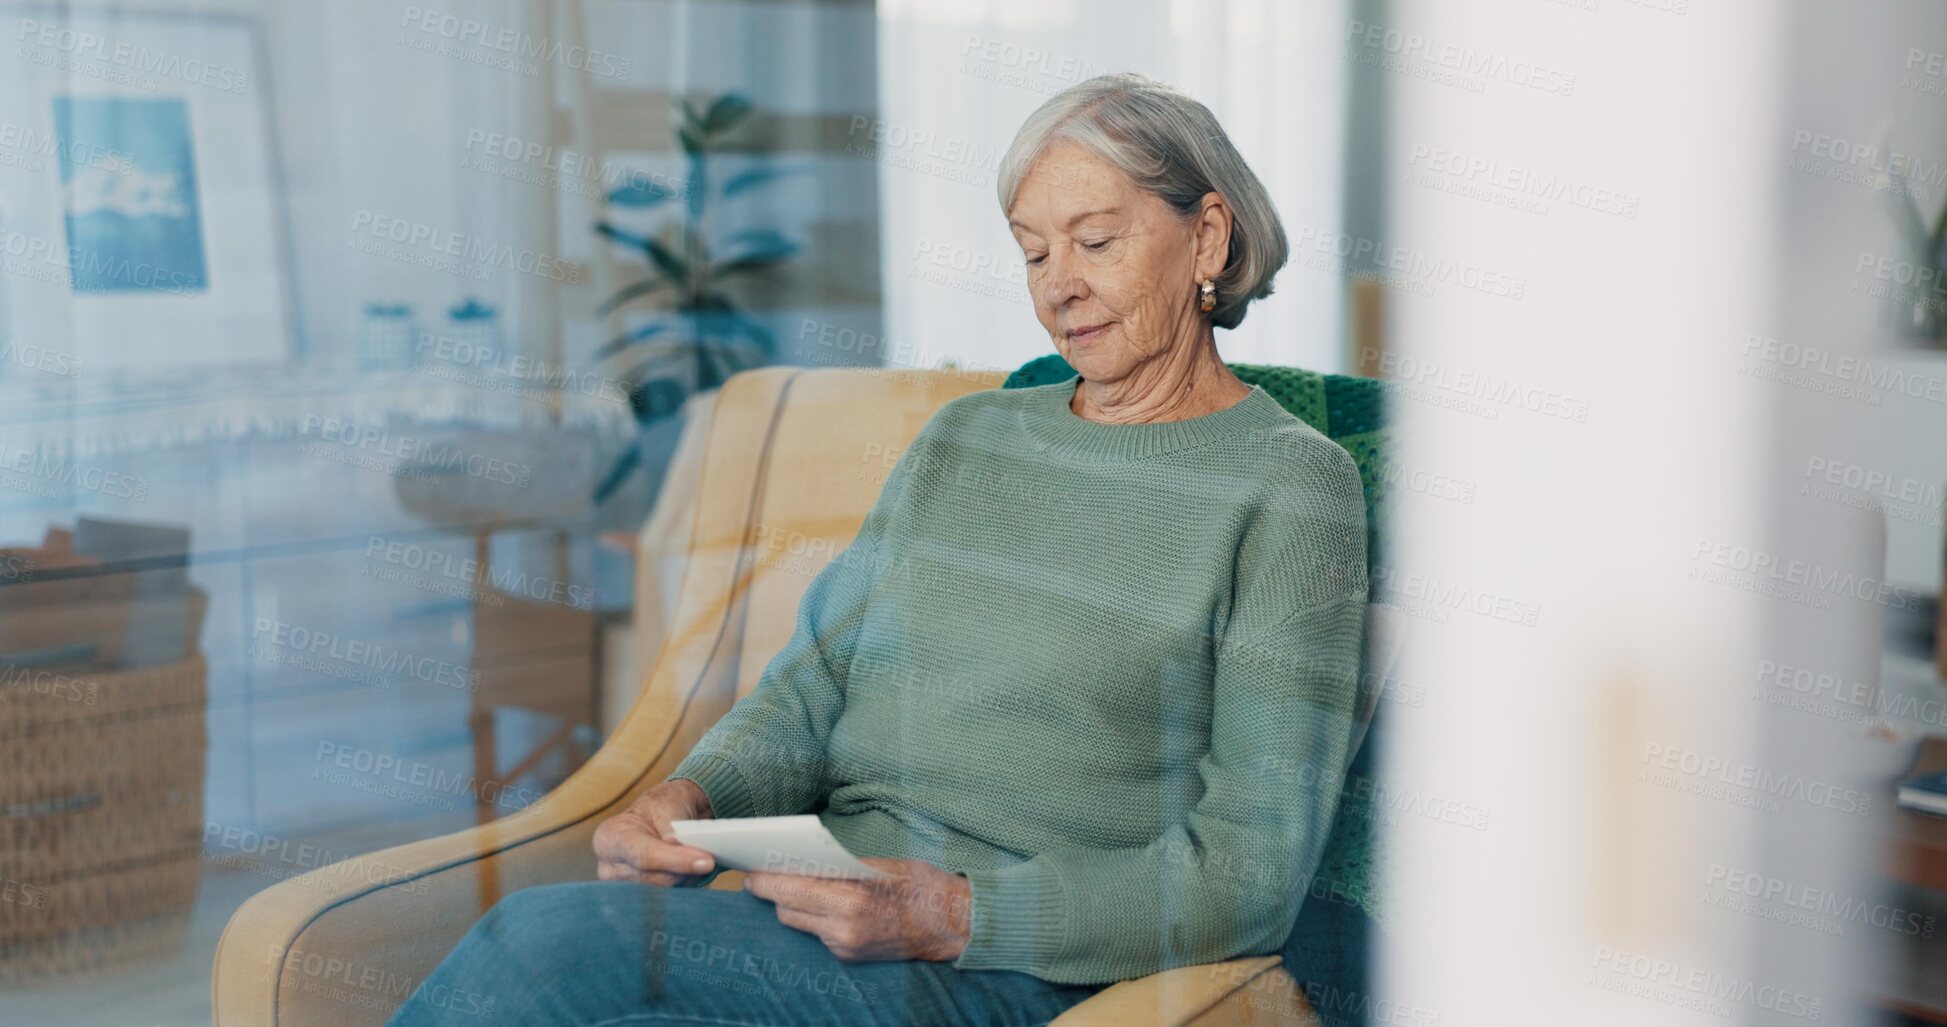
[1009,141,1141,223]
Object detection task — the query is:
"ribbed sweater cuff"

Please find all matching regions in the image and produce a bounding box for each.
[668,753,758,820]
[953,858,1068,975]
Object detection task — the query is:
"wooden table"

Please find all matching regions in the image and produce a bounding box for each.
[1892,738,1947,889]
[1882,737,1947,1023]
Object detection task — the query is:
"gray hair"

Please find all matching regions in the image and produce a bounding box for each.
[997,72,1289,331]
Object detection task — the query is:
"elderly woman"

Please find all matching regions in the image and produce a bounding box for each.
[391,71,1367,1026]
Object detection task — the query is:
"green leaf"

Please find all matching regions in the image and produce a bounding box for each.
[689,289,736,315]
[617,346,717,396]
[717,228,793,252]
[716,229,798,262]
[685,152,708,212]
[694,345,729,392]
[593,221,660,255]
[702,94,754,134]
[614,341,746,388]
[630,377,690,420]
[688,299,776,355]
[712,253,790,275]
[678,124,704,157]
[694,342,768,389]
[607,179,678,207]
[1890,172,1931,259]
[709,332,774,365]
[593,446,643,505]
[711,253,793,281]
[589,320,672,365]
[711,230,798,281]
[740,316,776,354]
[595,223,690,287]
[672,223,711,279]
[1930,192,1947,265]
[594,277,676,319]
[618,354,682,391]
[676,97,706,132]
[720,164,805,198]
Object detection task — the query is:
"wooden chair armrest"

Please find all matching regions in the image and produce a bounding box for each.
[211,536,756,1023]
[210,631,733,1025]
[1052,957,1321,1027]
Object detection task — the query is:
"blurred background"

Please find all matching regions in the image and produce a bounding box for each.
[0,0,1943,1025]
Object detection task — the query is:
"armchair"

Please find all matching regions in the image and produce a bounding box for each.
[213,364,1382,1025]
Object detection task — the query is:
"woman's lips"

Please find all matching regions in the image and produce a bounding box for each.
[1067,323,1112,343]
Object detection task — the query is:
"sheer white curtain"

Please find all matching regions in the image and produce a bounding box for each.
[876,0,1351,375]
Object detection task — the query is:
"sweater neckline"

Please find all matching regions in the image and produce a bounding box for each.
[1014,374,1291,459]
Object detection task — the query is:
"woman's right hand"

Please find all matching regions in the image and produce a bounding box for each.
[592,778,718,886]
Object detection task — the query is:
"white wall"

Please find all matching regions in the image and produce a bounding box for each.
[875,0,1350,375]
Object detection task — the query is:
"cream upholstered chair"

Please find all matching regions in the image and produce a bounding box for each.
[211,367,1323,1026]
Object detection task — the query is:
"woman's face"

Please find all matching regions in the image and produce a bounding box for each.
[1007,140,1226,384]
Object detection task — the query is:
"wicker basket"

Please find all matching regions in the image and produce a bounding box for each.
[0,652,208,984]
[0,545,134,665]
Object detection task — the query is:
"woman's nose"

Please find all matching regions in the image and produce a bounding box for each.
[1035,251,1086,307]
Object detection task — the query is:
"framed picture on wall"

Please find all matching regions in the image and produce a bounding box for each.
[0,7,295,373]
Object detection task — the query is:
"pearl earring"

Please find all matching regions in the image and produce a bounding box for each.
[1198,279,1216,313]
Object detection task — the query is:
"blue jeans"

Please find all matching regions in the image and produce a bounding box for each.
[386,881,1104,1026]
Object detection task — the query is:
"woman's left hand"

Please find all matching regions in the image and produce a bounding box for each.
[744,857,972,962]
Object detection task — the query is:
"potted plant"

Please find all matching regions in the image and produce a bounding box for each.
[1889,166,1947,346]
[590,93,801,502]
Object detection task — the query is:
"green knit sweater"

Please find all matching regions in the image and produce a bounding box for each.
[671,374,1369,986]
